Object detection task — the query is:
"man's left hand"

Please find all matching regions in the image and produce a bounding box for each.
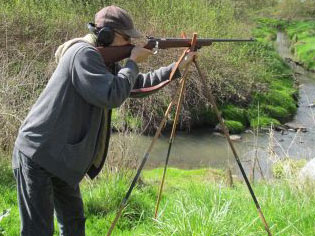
[178,51,198,71]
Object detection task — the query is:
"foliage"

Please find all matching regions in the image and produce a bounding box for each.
[249,116,280,129]
[190,106,218,128]
[224,120,245,134]
[112,109,142,131]
[261,105,290,122]
[222,104,248,126]
[252,18,287,46]
[245,18,299,129]
[275,0,315,19]
[286,20,315,71]
[272,158,307,179]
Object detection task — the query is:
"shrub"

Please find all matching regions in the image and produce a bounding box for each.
[224,120,245,134]
[261,104,290,122]
[221,105,248,126]
[190,106,219,128]
[250,116,280,128]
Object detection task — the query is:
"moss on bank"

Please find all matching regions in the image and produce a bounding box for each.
[224,120,245,134]
[241,18,298,130]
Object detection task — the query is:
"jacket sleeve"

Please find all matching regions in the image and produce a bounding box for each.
[71,46,139,109]
[132,62,181,90]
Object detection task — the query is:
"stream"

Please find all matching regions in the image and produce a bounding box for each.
[112,32,315,178]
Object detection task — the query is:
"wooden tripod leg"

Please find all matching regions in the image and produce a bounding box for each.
[193,60,273,236]
[154,33,198,219]
[154,61,193,219]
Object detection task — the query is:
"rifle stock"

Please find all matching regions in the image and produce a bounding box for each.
[96,37,255,64]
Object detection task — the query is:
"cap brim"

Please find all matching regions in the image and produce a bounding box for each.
[122,28,142,38]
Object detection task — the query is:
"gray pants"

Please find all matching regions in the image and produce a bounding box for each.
[13,148,86,236]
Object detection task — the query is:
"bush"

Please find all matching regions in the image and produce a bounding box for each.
[261,104,290,122]
[250,116,280,128]
[224,120,245,134]
[252,88,297,114]
[221,105,248,126]
[266,90,297,114]
[190,106,219,128]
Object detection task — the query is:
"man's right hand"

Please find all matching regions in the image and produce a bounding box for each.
[130,45,153,63]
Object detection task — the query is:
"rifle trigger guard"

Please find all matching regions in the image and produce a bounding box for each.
[153,41,159,54]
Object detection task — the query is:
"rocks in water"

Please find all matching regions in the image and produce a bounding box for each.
[299,158,315,181]
[229,135,242,141]
[285,122,307,132]
[213,124,242,141]
[244,129,253,134]
[214,124,221,132]
[274,125,287,132]
[213,132,224,137]
[212,131,241,141]
[275,123,307,133]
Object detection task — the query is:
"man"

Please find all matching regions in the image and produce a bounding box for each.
[12,5,196,236]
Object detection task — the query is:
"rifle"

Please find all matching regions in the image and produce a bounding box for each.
[96,37,255,64]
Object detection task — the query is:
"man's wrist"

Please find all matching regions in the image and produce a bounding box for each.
[127,58,138,65]
[124,59,139,75]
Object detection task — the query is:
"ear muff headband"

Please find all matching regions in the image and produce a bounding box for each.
[87,23,115,47]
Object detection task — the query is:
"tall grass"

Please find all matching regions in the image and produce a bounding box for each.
[1,162,314,235]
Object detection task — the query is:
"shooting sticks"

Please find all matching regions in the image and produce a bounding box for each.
[106,34,272,236]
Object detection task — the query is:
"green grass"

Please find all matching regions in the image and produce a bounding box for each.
[272,158,307,179]
[286,20,315,71]
[222,105,248,126]
[0,159,20,235]
[224,120,245,134]
[1,160,314,235]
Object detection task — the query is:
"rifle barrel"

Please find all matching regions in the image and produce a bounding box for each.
[96,37,255,64]
[145,38,255,49]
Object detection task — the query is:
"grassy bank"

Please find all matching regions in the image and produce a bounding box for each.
[243,18,298,129]
[1,159,314,235]
[286,20,315,71]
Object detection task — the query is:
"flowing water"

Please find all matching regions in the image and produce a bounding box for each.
[112,32,315,178]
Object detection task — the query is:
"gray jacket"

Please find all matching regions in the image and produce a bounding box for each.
[14,42,180,186]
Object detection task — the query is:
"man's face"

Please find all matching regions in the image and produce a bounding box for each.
[110,32,131,46]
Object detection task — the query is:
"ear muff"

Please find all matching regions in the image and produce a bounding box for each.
[97,26,115,47]
[87,23,115,47]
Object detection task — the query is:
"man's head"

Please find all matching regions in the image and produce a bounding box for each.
[94,5,142,46]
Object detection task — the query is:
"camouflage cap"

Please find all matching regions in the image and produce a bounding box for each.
[95,5,142,38]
